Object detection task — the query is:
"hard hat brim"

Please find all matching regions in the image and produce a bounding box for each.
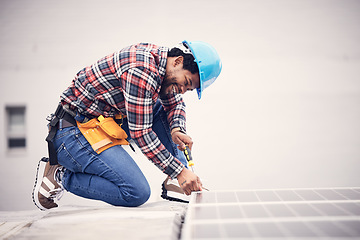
[183,40,203,99]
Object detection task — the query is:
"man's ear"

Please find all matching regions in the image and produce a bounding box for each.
[174,56,184,67]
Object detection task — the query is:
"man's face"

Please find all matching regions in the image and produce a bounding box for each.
[160,56,200,98]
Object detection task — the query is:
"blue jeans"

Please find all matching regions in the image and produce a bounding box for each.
[53,101,187,207]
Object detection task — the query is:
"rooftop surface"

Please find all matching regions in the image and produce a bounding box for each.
[0,201,187,240]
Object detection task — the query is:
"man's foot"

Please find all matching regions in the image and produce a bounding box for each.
[161,177,190,203]
[32,157,65,210]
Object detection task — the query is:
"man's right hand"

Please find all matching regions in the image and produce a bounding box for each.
[171,129,193,151]
[177,168,203,195]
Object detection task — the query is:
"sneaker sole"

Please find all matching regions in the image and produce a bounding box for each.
[161,183,190,203]
[32,157,49,211]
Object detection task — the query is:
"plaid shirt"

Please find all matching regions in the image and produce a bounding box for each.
[60,43,186,178]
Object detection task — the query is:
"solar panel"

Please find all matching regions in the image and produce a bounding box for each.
[180,187,360,239]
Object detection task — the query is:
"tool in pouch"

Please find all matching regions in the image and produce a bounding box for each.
[182,145,209,191]
[76,115,130,154]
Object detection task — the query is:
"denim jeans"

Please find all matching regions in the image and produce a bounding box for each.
[53,101,187,207]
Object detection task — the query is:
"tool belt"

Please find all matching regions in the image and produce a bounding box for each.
[46,104,129,165]
[76,115,129,154]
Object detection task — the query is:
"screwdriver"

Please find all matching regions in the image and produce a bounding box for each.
[183,145,209,191]
[183,145,195,172]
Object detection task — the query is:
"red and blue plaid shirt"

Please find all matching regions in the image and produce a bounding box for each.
[60,43,186,178]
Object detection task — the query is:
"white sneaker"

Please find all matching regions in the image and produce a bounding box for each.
[32,157,65,210]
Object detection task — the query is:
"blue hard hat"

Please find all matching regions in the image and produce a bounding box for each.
[183,40,222,99]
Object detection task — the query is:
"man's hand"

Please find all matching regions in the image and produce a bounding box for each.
[171,130,193,150]
[177,168,202,195]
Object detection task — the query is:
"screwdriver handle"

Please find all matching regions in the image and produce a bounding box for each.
[183,145,192,162]
[183,145,195,169]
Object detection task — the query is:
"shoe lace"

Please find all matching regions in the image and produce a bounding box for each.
[49,187,64,201]
[49,166,65,201]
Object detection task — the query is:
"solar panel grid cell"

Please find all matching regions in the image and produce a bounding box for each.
[311,202,350,216]
[192,223,221,238]
[253,222,285,238]
[218,205,243,219]
[289,203,323,217]
[342,221,360,235]
[340,202,360,215]
[222,223,253,238]
[334,189,360,200]
[315,189,348,200]
[295,189,325,201]
[216,191,237,203]
[276,190,303,201]
[195,191,217,204]
[265,204,295,217]
[311,221,351,237]
[281,221,317,237]
[193,206,217,220]
[255,190,281,202]
[236,191,259,202]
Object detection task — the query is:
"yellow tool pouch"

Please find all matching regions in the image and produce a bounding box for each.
[76,115,128,154]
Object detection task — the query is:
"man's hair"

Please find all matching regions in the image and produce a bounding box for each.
[168,47,199,74]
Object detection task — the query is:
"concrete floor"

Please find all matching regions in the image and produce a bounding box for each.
[0,201,187,240]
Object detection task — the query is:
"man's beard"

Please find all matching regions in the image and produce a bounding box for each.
[159,75,176,98]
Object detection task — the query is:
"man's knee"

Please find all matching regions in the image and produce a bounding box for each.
[113,182,151,207]
[128,184,151,207]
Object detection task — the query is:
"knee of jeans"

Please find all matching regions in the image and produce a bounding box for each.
[129,185,151,207]
[117,183,151,207]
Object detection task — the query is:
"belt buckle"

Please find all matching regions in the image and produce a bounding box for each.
[59,119,63,129]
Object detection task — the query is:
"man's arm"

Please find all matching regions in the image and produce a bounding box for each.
[160,94,187,135]
[161,94,203,194]
[122,68,185,179]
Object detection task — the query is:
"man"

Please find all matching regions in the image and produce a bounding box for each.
[32,40,222,210]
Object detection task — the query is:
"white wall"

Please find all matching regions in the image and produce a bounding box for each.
[1,0,359,211]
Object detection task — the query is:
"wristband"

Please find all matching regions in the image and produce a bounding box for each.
[171,127,184,135]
